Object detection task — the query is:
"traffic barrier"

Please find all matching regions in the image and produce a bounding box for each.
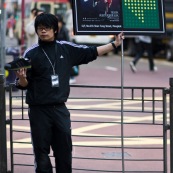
[5,83,170,173]
[0,74,7,173]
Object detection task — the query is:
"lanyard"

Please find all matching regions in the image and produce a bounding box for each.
[41,44,58,75]
[41,48,56,75]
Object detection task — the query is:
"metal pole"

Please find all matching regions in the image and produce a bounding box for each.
[21,0,25,53]
[0,0,6,74]
[169,78,173,173]
[0,74,7,173]
[121,38,125,173]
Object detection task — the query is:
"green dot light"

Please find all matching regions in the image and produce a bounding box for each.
[123,0,160,29]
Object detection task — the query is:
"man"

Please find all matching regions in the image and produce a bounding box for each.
[104,0,112,7]
[104,0,112,15]
[15,13,124,173]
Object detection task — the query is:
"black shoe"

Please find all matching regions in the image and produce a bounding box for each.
[150,66,158,72]
[4,57,31,71]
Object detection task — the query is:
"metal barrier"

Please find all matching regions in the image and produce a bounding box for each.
[69,85,168,173]
[169,78,173,173]
[0,75,7,173]
[3,82,169,173]
[3,77,173,172]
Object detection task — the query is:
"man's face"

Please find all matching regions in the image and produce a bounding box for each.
[37,25,56,41]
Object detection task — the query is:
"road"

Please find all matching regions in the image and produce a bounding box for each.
[76,52,173,88]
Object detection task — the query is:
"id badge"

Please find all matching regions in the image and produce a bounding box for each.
[51,75,59,87]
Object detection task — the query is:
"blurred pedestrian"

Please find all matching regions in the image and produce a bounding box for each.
[129,36,157,72]
[56,14,70,41]
[25,8,44,48]
[56,14,79,84]
[6,14,16,39]
[31,8,38,19]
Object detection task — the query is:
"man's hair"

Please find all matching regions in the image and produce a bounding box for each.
[34,13,59,38]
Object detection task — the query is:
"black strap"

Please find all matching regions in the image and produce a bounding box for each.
[111,42,117,50]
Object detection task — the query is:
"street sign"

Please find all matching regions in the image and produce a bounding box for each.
[72,0,166,35]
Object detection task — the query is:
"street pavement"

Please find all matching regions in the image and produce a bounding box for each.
[76,52,173,88]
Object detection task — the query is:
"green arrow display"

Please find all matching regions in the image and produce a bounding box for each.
[122,0,160,29]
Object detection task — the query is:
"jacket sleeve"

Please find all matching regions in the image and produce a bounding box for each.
[62,41,98,66]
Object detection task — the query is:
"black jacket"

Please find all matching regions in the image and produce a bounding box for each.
[16,40,98,105]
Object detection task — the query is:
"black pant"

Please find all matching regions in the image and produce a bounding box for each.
[28,104,72,173]
[133,41,155,70]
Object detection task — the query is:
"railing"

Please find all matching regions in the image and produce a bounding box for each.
[0,74,7,173]
[3,76,173,172]
[4,83,169,173]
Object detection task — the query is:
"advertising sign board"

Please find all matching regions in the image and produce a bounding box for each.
[72,0,166,35]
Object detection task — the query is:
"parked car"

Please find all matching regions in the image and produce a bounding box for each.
[71,34,114,46]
